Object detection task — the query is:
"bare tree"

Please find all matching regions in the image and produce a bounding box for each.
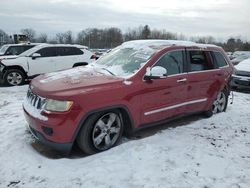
[56,33,64,44]
[37,33,48,43]
[20,28,36,42]
[0,29,12,45]
[64,30,73,44]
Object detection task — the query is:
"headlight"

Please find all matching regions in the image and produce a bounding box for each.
[44,99,73,112]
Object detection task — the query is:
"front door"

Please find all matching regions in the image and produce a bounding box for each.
[28,47,57,76]
[140,50,188,125]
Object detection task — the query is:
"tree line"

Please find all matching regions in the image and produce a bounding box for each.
[1,25,250,52]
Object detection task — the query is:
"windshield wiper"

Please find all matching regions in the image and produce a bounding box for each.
[102,68,115,76]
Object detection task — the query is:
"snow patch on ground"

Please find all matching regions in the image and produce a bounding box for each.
[0,86,250,187]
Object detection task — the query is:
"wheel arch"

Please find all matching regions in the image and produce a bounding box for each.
[72,105,135,143]
[3,65,27,78]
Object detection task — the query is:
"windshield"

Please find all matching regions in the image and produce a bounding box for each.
[92,46,155,77]
[0,45,9,55]
[19,45,41,57]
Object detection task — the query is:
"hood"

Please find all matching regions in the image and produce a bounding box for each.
[31,66,124,97]
[235,58,250,72]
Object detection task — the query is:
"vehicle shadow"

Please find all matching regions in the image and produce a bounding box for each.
[29,113,203,159]
[0,81,30,87]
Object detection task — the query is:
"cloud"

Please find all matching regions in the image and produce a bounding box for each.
[0,0,249,40]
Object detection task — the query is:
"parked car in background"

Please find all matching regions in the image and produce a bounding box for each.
[23,40,233,155]
[231,57,250,90]
[230,51,250,65]
[0,43,38,60]
[231,54,250,65]
[0,44,96,86]
[91,48,111,59]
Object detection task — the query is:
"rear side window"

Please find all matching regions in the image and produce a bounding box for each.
[154,50,184,76]
[212,51,228,67]
[57,47,84,56]
[36,47,57,57]
[189,50,214,72]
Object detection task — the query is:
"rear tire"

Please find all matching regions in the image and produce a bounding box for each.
[204,89,228,117]
[3,69,25,86]
[77,110,124,155]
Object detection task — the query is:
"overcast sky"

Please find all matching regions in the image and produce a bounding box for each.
[0,0,249,41]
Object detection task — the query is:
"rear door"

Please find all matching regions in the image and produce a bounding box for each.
[140,49,189,125]
[54,47,84,70]
[185,49,224,113]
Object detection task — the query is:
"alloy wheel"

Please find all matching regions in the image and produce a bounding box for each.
[212,91,226,114]
[92,112,122,150]
[7,72,23,86]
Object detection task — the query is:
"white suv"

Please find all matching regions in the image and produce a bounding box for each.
[0,44,96,86]
[0,43,38,60]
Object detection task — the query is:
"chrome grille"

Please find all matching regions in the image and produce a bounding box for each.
[27,88,46,109]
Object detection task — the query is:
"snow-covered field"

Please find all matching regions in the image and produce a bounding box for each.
[0,85,250,188]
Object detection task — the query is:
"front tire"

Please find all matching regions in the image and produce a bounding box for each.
[3,69,25,86]
[77,111,124,154]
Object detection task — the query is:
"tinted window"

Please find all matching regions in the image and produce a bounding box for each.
[36,47,57,57]
[189,51,213,72]
[154,51,184,76]
[212,51,228,67]
[57,47,83,56]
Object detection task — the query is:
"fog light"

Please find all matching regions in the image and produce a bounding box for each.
[42,126,53,136]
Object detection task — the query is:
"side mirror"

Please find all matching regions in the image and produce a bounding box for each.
[144,66,167,81]
[31,53,41,59]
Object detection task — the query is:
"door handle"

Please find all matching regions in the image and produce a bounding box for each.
[177,78,187,83]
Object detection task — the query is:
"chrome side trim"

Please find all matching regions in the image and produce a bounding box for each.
[144,98,207,116]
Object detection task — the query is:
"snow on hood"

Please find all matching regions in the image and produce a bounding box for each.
[235,58,250,72]
[39,66,104,84]
[31,66,124,95]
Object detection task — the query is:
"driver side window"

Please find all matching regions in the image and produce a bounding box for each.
[154,50,184,76]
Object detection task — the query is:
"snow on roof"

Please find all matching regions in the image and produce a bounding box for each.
[121,40,218,51]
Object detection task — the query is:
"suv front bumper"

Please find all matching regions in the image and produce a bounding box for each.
[27,124,73,153]
[231,75,250,89]
[0,63,5,81]
[23,105,82,154]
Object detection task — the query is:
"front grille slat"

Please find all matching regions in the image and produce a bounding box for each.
[27,88,46,110]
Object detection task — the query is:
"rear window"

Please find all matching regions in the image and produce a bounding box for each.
[36,47,57,57]
[57,47,84,56]
[189,50,214,72]
[212,51,228,67]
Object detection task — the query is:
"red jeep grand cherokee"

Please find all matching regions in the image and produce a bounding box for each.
[23,40,233,154]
